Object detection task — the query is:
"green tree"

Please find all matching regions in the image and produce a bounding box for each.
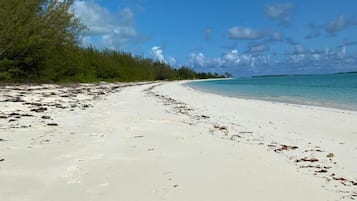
[177,66,197,80]
[0,0,84,82]
[0,0,226,83]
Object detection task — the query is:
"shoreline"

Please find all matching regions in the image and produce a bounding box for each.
[0,81,356,200]
[185,79,357,113]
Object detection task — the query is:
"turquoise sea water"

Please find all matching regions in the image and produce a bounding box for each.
[186,73,357,111]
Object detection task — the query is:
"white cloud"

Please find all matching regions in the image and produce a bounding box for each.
[72,1,112,35]
[189,49,260,69]
[190,45,357,75]
[150,46,176,66]
[271,32,283,41]
[286,44,351,65]
[167,56,177,66]
[189,51,236,68]
[150,46,165,62]
[189,53,206,67]
[294,44,305,54]
[322,47,348,61]
[289,54,305,63]
[311,52,321,61]
[213,58,225,67]
[224,50,241,64]
[325,16,348,33]
[248,43,269,53]
[228,27,268,40]
[72,1,138,49]
[240,54,252,64]
[340,40,357,47]
[265,3,294,25]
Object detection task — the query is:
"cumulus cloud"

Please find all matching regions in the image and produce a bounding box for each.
[325,16,349,33]
[189,52,221,68]
[339,40,357,47]
[150,46,176,66]
[72,1,138,49]
[284,43,353,67]
[189,52,216,68]
[285,44,318,64]
[264,3,294,25]
[224,50,241,64]
[294,44,305,54]
[150,46,165,62]
[189,53,207,67]
[310,52,321,61]
[324,46,349,61]
[189,45,357,76]
[72,1,112,35]
[265,32,285,43]
[167,56,177,66]
[189,49,267,71]
[247,43,270,53]
[305,16,355,37]
[228,26,268,40]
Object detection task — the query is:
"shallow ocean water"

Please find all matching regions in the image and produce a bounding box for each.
[186,73,357,111]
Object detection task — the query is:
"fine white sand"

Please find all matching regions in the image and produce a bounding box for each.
[0,81,356,201]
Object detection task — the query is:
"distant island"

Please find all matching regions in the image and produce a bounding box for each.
[252,74,290,78]
[252,71,357,78]
[334,71,357,75]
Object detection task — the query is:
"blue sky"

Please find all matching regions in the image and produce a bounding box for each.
[72,0,357,76]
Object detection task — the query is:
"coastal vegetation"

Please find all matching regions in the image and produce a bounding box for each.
[0,0,225,83]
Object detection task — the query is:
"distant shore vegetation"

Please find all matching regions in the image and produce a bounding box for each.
[0,0,228,83]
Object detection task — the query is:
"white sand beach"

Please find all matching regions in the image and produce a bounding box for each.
[0,81,356,201]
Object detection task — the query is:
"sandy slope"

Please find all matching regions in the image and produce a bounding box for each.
[0,82,355,201]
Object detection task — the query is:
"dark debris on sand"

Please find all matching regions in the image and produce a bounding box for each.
[144,83,357,199]
[0,82,149,130]
[274,144,299,152]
